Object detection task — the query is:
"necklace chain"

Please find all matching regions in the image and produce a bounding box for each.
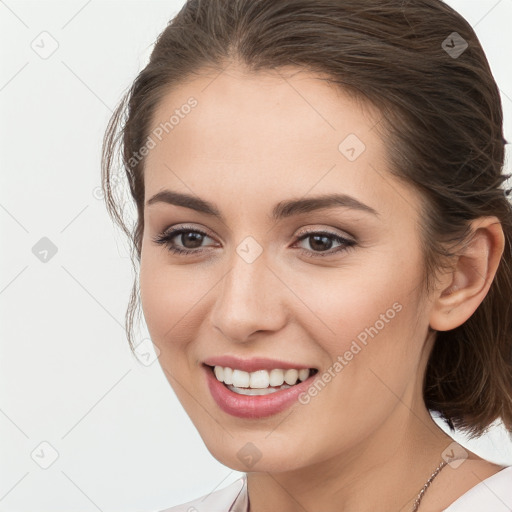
[411,459,451,512]
[244,458,458,512]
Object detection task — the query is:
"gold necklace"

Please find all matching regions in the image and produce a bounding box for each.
[411,459,450,511]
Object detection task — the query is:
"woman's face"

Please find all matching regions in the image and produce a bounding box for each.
[139,64,435,472]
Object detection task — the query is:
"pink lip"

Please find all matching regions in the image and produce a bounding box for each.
[203,364,318,419]
[202,355,314,372]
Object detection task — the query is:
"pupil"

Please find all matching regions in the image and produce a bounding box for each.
[310,235,332,252]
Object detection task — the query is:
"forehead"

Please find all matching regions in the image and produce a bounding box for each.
[142,64,418,221]
[146,65,380,162]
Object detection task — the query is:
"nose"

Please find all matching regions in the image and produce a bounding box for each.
[209,247,288,343]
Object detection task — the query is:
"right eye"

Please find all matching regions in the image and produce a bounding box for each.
[152,226,217,256]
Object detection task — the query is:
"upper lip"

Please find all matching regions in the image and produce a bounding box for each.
[203,355,316,373]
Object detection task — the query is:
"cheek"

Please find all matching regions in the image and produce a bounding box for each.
[290,249,424,367]
[139,249,214,353]
[139,249,184,347]
[287,270,425,449]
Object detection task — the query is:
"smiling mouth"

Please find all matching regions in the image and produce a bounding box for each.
[205,364,319,396]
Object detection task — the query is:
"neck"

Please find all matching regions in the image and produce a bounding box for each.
[246,391,453,512]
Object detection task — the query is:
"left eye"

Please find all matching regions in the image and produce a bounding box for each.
[294,231,355,257]
[152,227,356,258]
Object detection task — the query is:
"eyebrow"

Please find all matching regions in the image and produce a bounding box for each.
[145,189,379,221]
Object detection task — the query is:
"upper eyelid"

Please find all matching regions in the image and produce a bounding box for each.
[296,227,355,240]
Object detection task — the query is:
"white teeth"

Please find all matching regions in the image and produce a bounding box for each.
[269,368,284,387]
[284,369,299,385]
[249,370,270,389]
[232,369,250,388]
[226,384,292,395]
[214,366,224,382]
[212,365,313,389]
[223,367,233,385]
[298,368,310,381]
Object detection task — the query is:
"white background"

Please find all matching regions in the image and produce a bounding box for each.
[1,1,512,511]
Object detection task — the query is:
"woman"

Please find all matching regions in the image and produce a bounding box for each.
[101,0,512,510]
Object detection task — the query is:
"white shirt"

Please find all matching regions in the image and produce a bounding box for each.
[159,466,512,512]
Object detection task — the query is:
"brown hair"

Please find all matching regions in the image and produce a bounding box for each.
[101,0,512,438]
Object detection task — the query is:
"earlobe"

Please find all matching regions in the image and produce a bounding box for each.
[429,217,505,332]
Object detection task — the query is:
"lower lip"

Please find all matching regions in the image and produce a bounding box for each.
[203,365,317,419]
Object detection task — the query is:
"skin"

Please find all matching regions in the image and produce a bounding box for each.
[139,63,505,512]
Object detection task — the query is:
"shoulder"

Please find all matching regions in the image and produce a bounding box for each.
[441,463,512,512]
[155,475,248,512]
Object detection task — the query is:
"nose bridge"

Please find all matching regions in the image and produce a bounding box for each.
[210,239,285,341]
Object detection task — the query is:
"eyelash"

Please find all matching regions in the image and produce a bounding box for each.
[152,225,356,258]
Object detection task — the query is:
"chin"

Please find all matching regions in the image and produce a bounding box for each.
[200,433,310,473]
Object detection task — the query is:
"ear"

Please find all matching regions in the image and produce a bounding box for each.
[429,217,505,331]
